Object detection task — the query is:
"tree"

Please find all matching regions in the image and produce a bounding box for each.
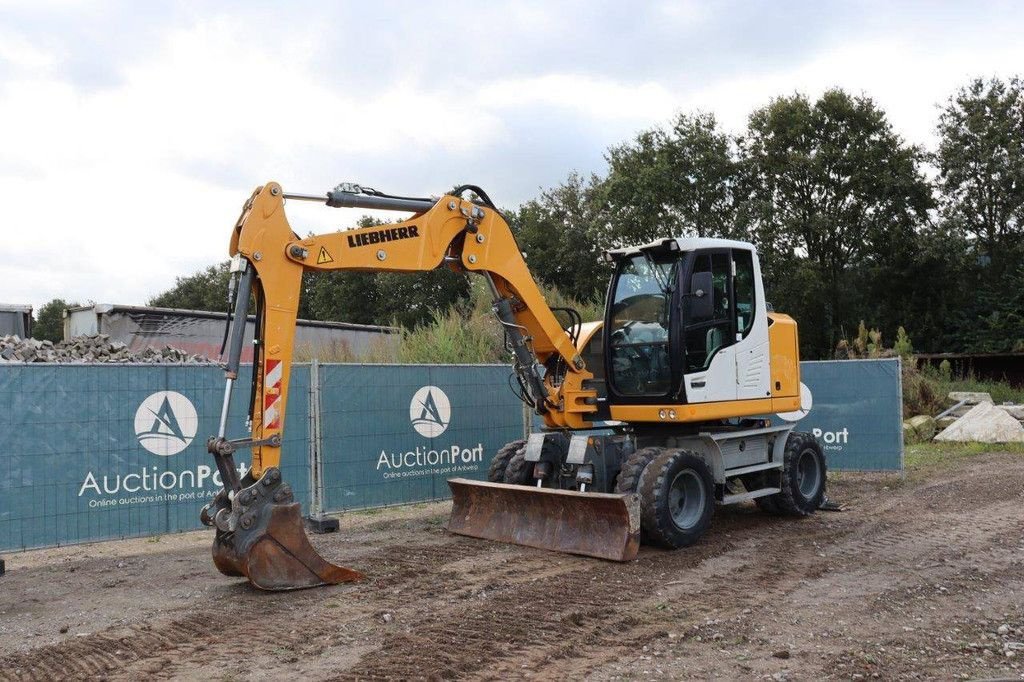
[736,89,933,357]
[604,112,737,244]
[34,298,76,342]
[148,262,233,312]
[936,77,1024,274]
[510,172,611,302]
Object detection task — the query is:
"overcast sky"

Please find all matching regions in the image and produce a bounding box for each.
[2,0,1023,312]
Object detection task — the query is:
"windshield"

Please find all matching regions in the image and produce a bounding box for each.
[608,252,679,396]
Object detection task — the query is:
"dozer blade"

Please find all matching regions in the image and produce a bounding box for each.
[205,468,363,591]
[446,478,640,562]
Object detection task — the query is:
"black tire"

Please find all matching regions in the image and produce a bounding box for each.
[613,446,663,494]
[775,431,827,516]
[637,450,715,549]
[503,434,569,487]
[488,439,525,483]
[503,450,534,485]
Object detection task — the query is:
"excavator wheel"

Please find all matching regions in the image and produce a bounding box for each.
[487,439,525,483]
[503,451,534,485]
[637,450,715,549]
[503,434,568,488]
[774,432,827,516]
[203,468,364,591]
[613,446,663,495]
[614,446,663,543]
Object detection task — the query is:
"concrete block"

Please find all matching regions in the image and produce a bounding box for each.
[905,414,937,441]
[947,391,993,405]
[996,404,1024,421]
[935,401,1024,443]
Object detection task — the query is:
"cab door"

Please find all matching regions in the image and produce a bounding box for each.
[733,248,771,400]
[681,250,736,403]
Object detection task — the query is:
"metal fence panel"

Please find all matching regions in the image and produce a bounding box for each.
[788,358,903,471]
[1,358,902,553]
[319,364,524,512]
[0,365,311,552]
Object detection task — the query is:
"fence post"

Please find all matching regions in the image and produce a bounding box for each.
[306,359,338,533]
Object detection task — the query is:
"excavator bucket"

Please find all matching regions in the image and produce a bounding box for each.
[203,468,363,591]
[446,478,641,562]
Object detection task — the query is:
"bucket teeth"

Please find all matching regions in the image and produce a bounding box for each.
[206,468,363,590]
[446,478,640,562]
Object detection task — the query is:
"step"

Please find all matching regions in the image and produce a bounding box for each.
[722,487,781,505]
[724,461,783,478]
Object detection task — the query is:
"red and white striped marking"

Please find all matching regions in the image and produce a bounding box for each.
[263,359,283,429]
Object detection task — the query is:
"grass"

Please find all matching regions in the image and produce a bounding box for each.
[929,375,1024,405]
[903,363,1024,418]
[904,440,1024,470]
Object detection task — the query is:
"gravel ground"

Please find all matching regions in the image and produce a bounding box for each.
[0,449,1022,681]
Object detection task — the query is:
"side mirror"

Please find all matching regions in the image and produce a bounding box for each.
[689,271,714,319]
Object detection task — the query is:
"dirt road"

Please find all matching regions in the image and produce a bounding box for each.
[1,449,1022,681]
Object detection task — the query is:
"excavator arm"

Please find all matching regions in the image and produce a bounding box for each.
[225,181,597,475]
[201,181,606,590]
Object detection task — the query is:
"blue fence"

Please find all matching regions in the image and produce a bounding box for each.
[788,359,904,471]
[318,365,524,512]
[0,359,901,552]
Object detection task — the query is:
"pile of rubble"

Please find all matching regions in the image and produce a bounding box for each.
[904,391,1024,444]
[0,334,213,364]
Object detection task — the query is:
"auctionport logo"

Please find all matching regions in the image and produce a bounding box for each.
[409,385,450,437]
[134,391,198,456]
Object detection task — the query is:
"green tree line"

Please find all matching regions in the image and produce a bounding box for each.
[107,76,1024,358]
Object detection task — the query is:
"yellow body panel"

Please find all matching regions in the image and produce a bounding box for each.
[609,395,799,424]
[767,312,800,398]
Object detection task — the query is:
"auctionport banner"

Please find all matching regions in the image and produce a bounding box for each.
[317,364,524,512]
[0,359,900,552]
[779,358,904,472]
[0,364,312,552]
[0,363,522,551]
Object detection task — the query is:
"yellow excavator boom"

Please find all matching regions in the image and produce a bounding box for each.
[201,181,627,590]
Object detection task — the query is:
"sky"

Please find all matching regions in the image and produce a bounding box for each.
[2,0,1023,312]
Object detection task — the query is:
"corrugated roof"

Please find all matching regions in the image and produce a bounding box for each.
[66,304,397,334]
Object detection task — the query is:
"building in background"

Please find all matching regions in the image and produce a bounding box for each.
[64,304,396,361]
[0,304,32,337]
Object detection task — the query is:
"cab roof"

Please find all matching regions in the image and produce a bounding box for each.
[604,237,755,259]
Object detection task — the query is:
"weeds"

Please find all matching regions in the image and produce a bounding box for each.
[294,278,602,364]
[905,441,1024,470]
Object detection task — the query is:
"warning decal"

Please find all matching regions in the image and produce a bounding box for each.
[317,246,334,264]
[263,359,283,429]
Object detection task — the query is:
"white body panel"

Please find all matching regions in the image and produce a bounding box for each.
[681,241,771,405]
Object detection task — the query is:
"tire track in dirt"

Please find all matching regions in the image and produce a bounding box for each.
[5,454,1023,681]
[0,535,496,682]
[333,507,846,680]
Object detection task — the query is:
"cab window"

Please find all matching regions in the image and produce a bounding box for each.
[733,249,756,337]
[608,253,676,396]
[684,252,732,373]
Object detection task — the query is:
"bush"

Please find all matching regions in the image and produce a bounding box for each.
[295,278,602,364]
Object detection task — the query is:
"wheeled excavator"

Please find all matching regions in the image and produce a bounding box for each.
[201,181,827,590]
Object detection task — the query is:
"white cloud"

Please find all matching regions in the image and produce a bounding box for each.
[1,2,1022,314]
